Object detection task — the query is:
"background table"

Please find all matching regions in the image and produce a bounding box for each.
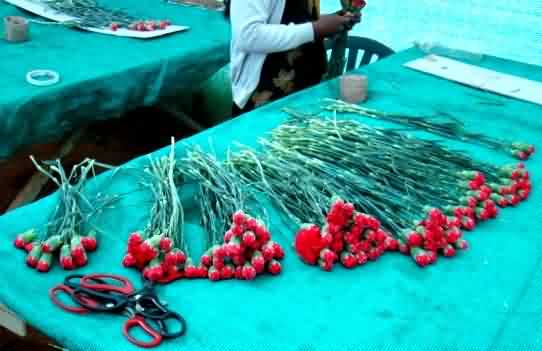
[0,0,229,159]
[0,48,541,351]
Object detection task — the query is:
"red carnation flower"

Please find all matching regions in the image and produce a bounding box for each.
[356,251,368,265]
[340,252,358,268]
[221,265,235,279]
[245,218,258,231]
[318,259,334,272]
[268,260,282,275]
[128,232,143,247]
[385,237,399,251]
[208,267,221,281]
[320,248,337,263]
[122,253,137,267]
[443,245,456,257]
[175,250,187,264]
[242,231,257,247]
[232,225,244,236]
[294,224,326,265]
[242,264,257,280]
[232,210,246,225]
[407,232,423,247]
[200,253,212,267]
[159,237,173,252]
[251,253,266,273]
[272,242,285,259]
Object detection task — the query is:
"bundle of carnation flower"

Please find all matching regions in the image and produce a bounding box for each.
[179,147,285,281]
[14,157,116,272]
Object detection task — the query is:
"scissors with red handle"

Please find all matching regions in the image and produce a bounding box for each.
[49,273,186,348]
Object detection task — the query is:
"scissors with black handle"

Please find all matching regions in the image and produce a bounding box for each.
[50,273,186,348]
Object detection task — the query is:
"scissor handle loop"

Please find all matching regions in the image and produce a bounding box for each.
[123,315,163,348]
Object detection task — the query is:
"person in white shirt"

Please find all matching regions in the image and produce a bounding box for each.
[225,0,360,116]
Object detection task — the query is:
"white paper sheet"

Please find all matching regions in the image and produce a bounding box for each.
[404,54,542,106]
[4,0,189,39]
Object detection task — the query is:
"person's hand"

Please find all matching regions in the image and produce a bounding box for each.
[312,13,358,39]
[343,11,361,30]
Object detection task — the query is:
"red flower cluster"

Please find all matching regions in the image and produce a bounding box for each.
[510,142,535,160]
[295,198,398,271]
[400,207,468,267]
[492,164,532,206]
[200,211,284,281]
[15,230,97,272]
[115,20,170,32]
[122,232,189,282]
[123,211,284,283]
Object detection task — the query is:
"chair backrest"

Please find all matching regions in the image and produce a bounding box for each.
[325,36,394,73]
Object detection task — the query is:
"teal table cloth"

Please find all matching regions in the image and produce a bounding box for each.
[0,48,541,351]
[0,0,229,159]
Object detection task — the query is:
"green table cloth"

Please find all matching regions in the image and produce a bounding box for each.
[0,48,541,351]
[0,0,229,159]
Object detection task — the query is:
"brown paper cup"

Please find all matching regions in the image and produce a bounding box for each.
[340,74,368,104]
[4,16,29,43]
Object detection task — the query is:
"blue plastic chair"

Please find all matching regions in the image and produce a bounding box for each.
[325,36,395,72]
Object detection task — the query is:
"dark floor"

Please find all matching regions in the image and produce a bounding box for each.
[0,106,196,350]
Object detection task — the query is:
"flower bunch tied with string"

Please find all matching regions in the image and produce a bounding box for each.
[122,140,193,283]
[295,198,398,271]
[14,157,118,272]
[181,147,285,282]
[341,0,366,13]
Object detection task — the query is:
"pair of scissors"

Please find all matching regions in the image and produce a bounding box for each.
[49,274,186,348]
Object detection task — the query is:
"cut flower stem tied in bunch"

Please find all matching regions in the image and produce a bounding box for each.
[230,112,532,269]
[179,147,284,281]
[122,139,189,283]
[326,0,367,80]
[14,157,119,272]
[43,0,171,31]
[324,99,535,160]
